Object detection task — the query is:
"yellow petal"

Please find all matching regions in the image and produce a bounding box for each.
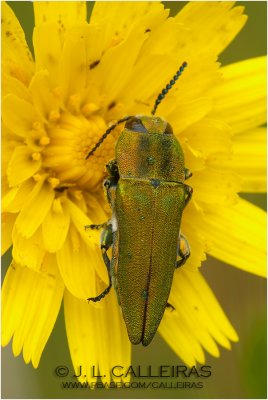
[23,255,64,367]
[59,36,87,104]
[2,262,29,347]
[122,46,217,118]
[33,0,86,85]
[2,176,10,199]
[89,27,147,103]
[122,52,219,113]
[42,198,70,252]
[33,24,61,87]
[64,25,103,75]
[57,224,102,300]
[90,2,166,53]
[202,198,266,277]
[159,311,206,366]
[120,54,180,116]
[2,72,31,101]
[168,98,212,134]
[2,94,39,138]
[138,17,184,58]
[182,269,238,343]
[182,142,205,172]
[66,197,98,238]
[34,2,86,29]
[181,201,207,270]
[160,268,238,365]
[29,70,61,121]
[2,213,17,255]
[175,2,247,55]
[66,199,108,284]
[15,179,54,238]
[12,226,45,270]
[2,124,23,175]
[7,146,42,187]
[1,2,34,84]
[208,127,267,193]
[64,288,131,383]
[2,179,35,213]
[2,257,64,368]
[210,57,266,134]
[2,187,18,212]
[190,169,240,206]
[182,118,232,159]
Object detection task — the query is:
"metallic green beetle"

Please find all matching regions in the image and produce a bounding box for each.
[85,62,192,346]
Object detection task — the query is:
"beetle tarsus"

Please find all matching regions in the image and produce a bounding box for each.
[87,283,112,303]
[166,302,175,311]
[85,223,107,231]
[184,184,193,207]
[87,224,113,303]
[184,168,192,180]
[176,233,190,268]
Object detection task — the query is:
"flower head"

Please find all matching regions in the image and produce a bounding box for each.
[2,1,266,380]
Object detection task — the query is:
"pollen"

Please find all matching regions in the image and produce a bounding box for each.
[31,152,41,161]
[41,112,110,190]
[48,177,60,188]
[32,121,43,131]
[68,94,81,113]
[33,173,42,182]
[39,136,50,146]
[81,103,100,117]
[48,109,61,123]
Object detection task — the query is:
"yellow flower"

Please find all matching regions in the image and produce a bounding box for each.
[1,1,266,381]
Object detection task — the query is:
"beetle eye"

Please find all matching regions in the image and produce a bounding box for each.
[125,117,148,133]
[164,122,173,134]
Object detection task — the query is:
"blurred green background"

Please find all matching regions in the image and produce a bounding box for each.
[2,1,267,399]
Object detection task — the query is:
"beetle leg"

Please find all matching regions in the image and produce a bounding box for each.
[166,302,175,311]
[106,159,119,181]
[85,222,107,231]
[184,168,192,180]
[176,233,191,268]
[87,224,113,303]
[104,160,120,209]
[86,161,119,303]
[184,184,193,207]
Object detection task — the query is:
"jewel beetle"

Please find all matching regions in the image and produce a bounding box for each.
[85,61,193,346]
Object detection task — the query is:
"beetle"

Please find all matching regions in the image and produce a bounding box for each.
[85,61,192,346]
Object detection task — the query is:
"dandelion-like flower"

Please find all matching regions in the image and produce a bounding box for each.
[2,1,266,381]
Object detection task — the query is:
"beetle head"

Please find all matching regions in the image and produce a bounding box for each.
[125,115,173,135]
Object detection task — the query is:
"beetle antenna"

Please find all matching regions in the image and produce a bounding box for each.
[85,115,132,159]
[151,61,188,115]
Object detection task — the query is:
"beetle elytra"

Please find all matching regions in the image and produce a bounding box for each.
[85,62,192,346]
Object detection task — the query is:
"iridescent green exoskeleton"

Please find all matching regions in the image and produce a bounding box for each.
[85,62,192,346]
